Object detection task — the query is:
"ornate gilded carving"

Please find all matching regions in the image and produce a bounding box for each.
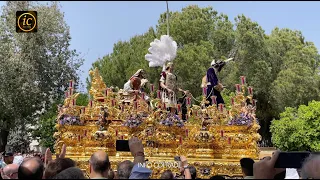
[54,69,260,178]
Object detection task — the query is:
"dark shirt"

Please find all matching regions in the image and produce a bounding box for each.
[206,68,218,87]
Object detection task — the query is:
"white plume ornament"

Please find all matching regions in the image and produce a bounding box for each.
[145,35,177,70]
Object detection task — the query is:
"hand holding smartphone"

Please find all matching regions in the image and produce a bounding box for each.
[274,152,311,169]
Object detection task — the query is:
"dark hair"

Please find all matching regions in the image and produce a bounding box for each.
[117,160,134,179]
[43,158,76,179]
[52,167,85,179]
[108,169,115,179]
[18,157,44,179]
[188,165,197,179]
[274,170,286,179]
[89,153,110,174]
[210,175,225,179]
[160,170,174,179]
[240,158,255,176]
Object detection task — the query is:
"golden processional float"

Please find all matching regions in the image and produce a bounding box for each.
[53,2,260,178]
[53,71,260,178]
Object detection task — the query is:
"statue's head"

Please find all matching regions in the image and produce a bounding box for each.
[130,77,141,90]
[165,62,174,72]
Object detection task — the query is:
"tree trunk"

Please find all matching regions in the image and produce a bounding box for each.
[0,130,9,152]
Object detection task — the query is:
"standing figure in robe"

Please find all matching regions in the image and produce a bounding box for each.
[159,62,189,119]
[205,60,226,106]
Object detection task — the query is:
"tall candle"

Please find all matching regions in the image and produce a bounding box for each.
[78,135,81,142]
[219,104,224,112]
[69,80,73,88]
[105,89,108,96]
[228,137,231,144]
[231,98,235,106]
[141,92,145,100]
[121,135,124,140]
[240,76,246,85]
[185,129,189,137]
[253,99,257,106]
[220,130,224,137]
[84,130,87,137]
[248,86,253,95]
[177,104,181,113]
[211,96,217,105]
[65,91,69,98]
[157,90,161,99]
[187,97,191,105]
[134,101,138,110]
[235,84,241,93]
[179,137,182,145]
[90,100,93,108]
[69,88,73,96]
[72,99,75,106]
[111,99,115,106]
[150,84,154,92]
[202,87,207,96]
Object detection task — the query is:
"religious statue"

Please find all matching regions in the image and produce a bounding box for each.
[159,62,189,117]
[123,69,150,102]
[97,107,109,131]
[203,58,233,107]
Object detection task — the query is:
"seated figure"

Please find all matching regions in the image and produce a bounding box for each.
[123,69,150,103]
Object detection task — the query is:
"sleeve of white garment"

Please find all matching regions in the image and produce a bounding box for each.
[285,168,299,179]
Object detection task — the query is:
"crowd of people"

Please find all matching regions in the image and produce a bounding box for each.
[0,137,318,179]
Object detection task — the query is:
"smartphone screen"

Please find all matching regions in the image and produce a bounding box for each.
[116,140,130,152]
[274,152,310,169]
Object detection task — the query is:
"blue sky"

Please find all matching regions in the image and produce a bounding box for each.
[1,1,319,91]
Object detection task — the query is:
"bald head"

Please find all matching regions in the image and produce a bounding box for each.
[117,160,134,179]
[89,151,110,174]
[3,164,19,179]
[301,154,320,179]
[18,157,44,179]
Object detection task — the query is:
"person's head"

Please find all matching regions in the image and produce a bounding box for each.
[160,170,174,179]
[117,160,134,179]
[301,154,320,179]
[165,62,174,72]
[89,151,110,178]
[43,158,76,179]
[188,165,197,179]
[2,163,19,179]
[4,152,14,165]
[210,175,225,179]
[18,157,44,179]
[52,167,85,179]
[240,158,255,177]
[108,169,115,179]
[130,77,142,90]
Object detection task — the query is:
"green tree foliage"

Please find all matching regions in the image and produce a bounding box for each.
[270,101,320,151]
[88,5,320,145]
[0,1,83,152]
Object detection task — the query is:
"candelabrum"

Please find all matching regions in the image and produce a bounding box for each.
[54,69,260,178]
